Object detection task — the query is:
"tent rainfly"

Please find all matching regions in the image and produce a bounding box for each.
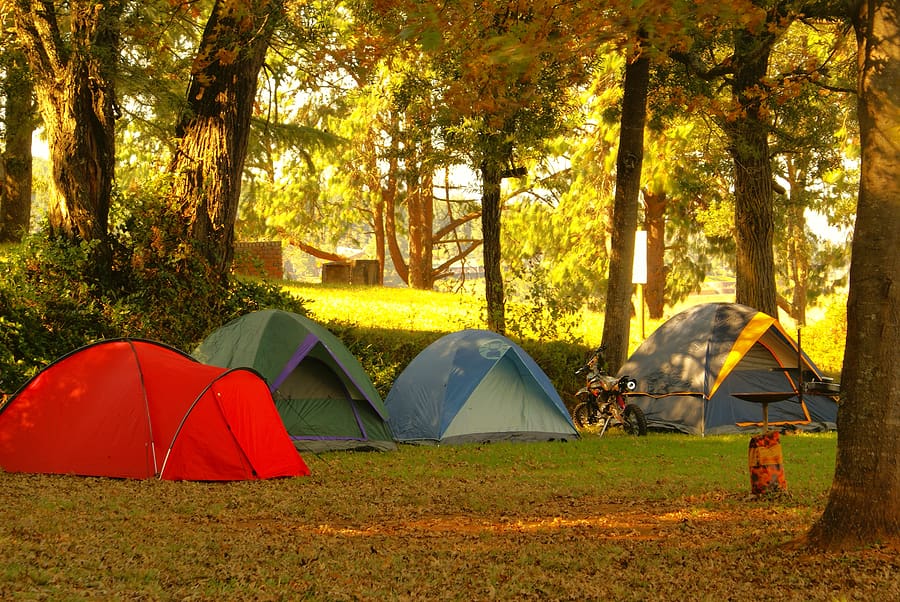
[618,303,838,435]
[194,309,396,452]
[0,339,309,480]
[385,329,579,444]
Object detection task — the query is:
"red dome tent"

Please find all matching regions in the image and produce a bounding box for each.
[0,339,309,480]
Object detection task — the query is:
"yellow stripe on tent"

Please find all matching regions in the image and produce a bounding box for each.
[708,312,775,398]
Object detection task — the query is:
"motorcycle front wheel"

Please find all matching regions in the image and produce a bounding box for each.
[622,403,648,436]
[573,402,603,429]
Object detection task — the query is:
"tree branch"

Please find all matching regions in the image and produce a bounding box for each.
[275,228,348,262]
[432,241,483,278]
[434,210,481,240]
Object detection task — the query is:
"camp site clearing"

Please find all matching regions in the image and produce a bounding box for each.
[1,434,897,600]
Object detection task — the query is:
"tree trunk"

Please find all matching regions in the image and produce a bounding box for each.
[169,0,279,277]
[407,168,435,290]
[728,24,778,316]
[361,134,386,285]
[404,101,435,290]
[782,158,811,325]
[807,0,900,551]
[786,202,809,326]
[382,134,409,285]
[602,53,650,373]
[643,189,667,320]
[0,49,35,243]
[373,197,385,286]
[481,153,505,334]
[13,0,121,257]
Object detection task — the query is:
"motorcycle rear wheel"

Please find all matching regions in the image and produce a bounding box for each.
[622,403,648,436]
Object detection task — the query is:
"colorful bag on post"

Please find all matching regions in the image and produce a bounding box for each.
[748,431,787,495]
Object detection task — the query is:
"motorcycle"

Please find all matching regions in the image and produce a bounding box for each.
[573,345,648,436]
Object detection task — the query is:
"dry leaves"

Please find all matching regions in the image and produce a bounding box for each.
[1,438,897,600]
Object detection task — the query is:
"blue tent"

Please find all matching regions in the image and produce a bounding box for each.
[385,329,578,444]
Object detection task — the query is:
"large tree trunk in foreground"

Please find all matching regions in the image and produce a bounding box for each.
[14,0,121,258]
[807,0,900,551]
[728,22,778,317]
[0,49,35,243]
[170,0,279,277]
[602,52,649,373]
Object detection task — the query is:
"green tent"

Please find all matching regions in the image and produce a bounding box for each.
[194,309,396,452]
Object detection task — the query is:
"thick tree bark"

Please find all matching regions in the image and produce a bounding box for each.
[0,50,35,243]
[169,0,280,277]
[728,24,778,316]
[807,0,900,551]
[643,189,667,320]
[602,53,650,373]
[13,0,121,257]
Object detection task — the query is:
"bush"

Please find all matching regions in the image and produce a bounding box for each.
[327,321,445,398]
[0,228,304,397]
[0,239,117,395]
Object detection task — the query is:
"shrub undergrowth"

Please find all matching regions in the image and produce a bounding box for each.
[0,228,304,397]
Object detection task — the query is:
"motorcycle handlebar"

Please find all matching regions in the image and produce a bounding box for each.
[576,345,610,378]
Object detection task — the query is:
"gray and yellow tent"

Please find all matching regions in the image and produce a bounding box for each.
[619,303,838,435]
[194,310,396,452]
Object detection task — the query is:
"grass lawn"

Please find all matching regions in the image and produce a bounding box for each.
[0,276,858,599]
[1,432,896,601]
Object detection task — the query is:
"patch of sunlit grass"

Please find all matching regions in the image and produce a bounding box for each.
[284,282,485,332]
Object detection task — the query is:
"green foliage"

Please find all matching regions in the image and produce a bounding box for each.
[518,338,591,410]
[0,200,305,396]
[663,231,712,305]
[801,294,848,378]
[327,317,590,410]
[502,194,612,311]
[497,59,620,313]
[0,238,120,396]
[330,322,445,399]
[504,259,583,343]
